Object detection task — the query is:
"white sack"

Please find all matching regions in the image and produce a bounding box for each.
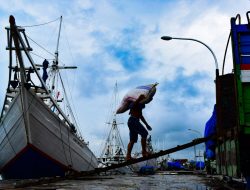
[116,83,158,114]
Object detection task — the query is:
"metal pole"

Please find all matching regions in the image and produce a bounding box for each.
[188,129,205,158]
[55,16,62,65]
[194,144,197,163]
[188,129,204,172]
[161,35,218,172]
[188,129,202,137]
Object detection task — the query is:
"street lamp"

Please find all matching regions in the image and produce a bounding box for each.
[188,128,203,151]
[161,35,218,172]
[161,36,219,77]
[187,129,198,163]
[188,129,204,172]
[188,128,202,137]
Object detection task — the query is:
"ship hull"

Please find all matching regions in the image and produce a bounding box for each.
[1,144,66,179]
[0,89,98,179]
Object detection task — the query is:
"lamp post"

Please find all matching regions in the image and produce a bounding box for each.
[188,129,204,172]
[161,36,219,77]
[188,128,202,137]
[187,129,198,164]
[161,35,219,172]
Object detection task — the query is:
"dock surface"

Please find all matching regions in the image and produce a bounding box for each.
[0,173,242,190]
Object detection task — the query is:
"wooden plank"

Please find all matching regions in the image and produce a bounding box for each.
[88,137,210,175]
[15,136,211,188]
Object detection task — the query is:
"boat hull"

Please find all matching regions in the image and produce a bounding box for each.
[1,144,66,179]
[0,89,98,179]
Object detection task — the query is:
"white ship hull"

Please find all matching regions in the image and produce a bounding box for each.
[0,89,98,179]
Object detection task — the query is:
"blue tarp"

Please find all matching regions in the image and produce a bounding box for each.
[204,104,216,159]
[167,161,184,170]
[195,161,205,170]
[139,166,155,175]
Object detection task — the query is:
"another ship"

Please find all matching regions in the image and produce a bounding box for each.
[98,83,130,174]
[0,16,98,179]
[98,118,126,167]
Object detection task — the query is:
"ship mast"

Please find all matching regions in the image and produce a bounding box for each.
[46,16,80,135]
[3,15,78,134]
[55,16,62,66]
[8,15,31,141]
[98,82,126,166]
[51,16,62,95]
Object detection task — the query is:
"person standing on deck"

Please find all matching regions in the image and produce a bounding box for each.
[126,94,152,161]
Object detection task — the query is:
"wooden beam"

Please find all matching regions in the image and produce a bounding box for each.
[15,136,211,188]
[79,137,210,176]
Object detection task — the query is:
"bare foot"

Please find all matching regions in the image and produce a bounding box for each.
[126,155,136,161]
[142,152,152,158]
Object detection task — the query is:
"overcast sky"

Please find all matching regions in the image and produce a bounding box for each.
[0,0,249,160]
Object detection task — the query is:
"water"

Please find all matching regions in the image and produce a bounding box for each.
[0,173,244,190]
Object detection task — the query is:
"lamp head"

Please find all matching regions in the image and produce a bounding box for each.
[161,36,172,41]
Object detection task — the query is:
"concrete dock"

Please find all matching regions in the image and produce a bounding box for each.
[0,172,246,190]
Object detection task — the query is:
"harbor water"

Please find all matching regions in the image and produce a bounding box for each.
[0,172,245,190]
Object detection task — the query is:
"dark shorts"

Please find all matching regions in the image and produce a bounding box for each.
[127,116,148,142]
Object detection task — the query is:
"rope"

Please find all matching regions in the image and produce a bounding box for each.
[58,72,83,137]
[30,52,54,60]
[26,35,54,57]
[19,17,61,28]
[61,69,83,136]
[61,22,84,138]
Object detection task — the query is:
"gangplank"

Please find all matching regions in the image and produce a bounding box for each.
[15,136,210,188]
[84,136,210,175]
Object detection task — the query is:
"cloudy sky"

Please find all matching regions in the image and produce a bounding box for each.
[0,0,249,160]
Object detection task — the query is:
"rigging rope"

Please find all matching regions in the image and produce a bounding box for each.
[30,52,54,60]
[58,72,83,138]
[59,70,84,137]
[19,17,61,28]
[61,23,84,137]
[26,35,54,57]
